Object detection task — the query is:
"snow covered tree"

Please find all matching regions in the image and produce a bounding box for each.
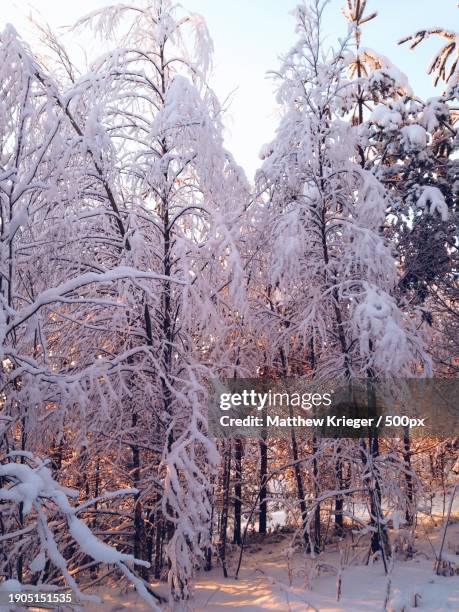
[395,13,458,375]
[353,10,459,375]
[0,4,245,603]
[341,0,457,529]
[257,0,430,564]
[0,22,184,601]
[71,0,247,601]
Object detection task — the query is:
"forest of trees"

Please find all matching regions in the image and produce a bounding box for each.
[0,1,457,610]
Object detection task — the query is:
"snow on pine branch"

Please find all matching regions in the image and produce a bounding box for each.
[416,186,449,222]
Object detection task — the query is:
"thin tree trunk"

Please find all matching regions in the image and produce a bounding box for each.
[233,438,243,545]
[308,340,321,552]
[258,435,268,534]
[153,507,164,580]
[361,379,390,570]
[368,380,390,563]
[335,448,344,535]
[403,428,414,526]
[291,426,311,550]
[218,440,232,578]
[131,413,146,576]
[312,436,321,552]
[205,479,215,571]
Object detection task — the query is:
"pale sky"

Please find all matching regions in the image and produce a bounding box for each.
[1,0,457,176]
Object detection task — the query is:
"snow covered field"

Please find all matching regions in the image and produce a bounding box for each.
[85,510,459,611]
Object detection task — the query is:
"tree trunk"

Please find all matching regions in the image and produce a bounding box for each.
[233,438,243,545]
[334,449,344,536]
[153,507,164,580]
[291,425,311,550]
[205,480,215,571]
[258,435,268,534]
[312,436,321,552]
[361,380,390,570]
[218,440,232,577]
[403,428,414,526]
[131,413,146,576]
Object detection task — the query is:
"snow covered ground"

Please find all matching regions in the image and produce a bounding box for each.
[87,512,459,611]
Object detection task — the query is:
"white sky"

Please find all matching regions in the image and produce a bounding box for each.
[1,0,456,177]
